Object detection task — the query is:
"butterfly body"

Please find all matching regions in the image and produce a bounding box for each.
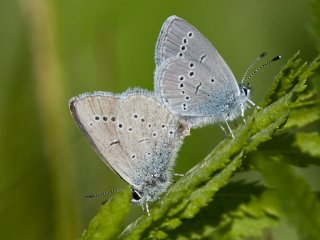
[154,16,252,131]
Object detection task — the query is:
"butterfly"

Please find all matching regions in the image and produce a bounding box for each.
[69,89,188,213]
[154,16,280,137]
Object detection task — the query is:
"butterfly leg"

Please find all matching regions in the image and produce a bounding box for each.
[245,102,253,109]
[219,124,228,137]
[171,173,184,184]
[247,99,262,110]
[145,202,150,216]
[241,104,246,123]
[225,116,234,138]
[174,173,184,177]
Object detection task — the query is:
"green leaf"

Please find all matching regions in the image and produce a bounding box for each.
[249,134,320,167]
[168,182,279,240]
[215,191,279,240]
[285,103,320,129]
[263,51,303,106]
[257,159,320,240]
[81,187,131,240]
[294,132,320,158]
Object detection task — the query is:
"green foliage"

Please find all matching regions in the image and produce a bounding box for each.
[295,132,320,158]
[168,183,279,240]
[80,52,320,240]
[257,159,320,240]
[81,188,131,240]
[1,0,319,239]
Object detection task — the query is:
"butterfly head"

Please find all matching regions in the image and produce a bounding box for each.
[130,170,172,205]
[130,187,158,204]
[131,188,143,203]
[239,84,251,98]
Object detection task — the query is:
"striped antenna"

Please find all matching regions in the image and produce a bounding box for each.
[242,55,281,85]
[241,52,267,84]
[84,189,121,199]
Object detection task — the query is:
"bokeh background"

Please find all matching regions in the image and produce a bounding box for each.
[0,0,318,239]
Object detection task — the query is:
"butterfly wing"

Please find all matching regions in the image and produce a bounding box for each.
[69,90,185,189]
[155,58,238,118]
[156,16,215,65]
[155,16,237,88]
[154,16,240,124]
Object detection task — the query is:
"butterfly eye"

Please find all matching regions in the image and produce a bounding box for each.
[131,189,142,202]
[242,87,249,96]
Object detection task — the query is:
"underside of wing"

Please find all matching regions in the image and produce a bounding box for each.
[155,15,238,89]
[115,94,185,186]
[155,58,239,118]
[69,90,185,188]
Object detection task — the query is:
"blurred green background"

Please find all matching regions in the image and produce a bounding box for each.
[0,0,318,239]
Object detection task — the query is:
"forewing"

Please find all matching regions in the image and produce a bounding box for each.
[155,15,238,90]
[69,91,185,188]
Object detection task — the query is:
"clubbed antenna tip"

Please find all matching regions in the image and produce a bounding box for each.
[272,55,281,61]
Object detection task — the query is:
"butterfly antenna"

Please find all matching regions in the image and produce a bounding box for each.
[243,55,281,85]
[241,52,267,84]
[84,189,121,199]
